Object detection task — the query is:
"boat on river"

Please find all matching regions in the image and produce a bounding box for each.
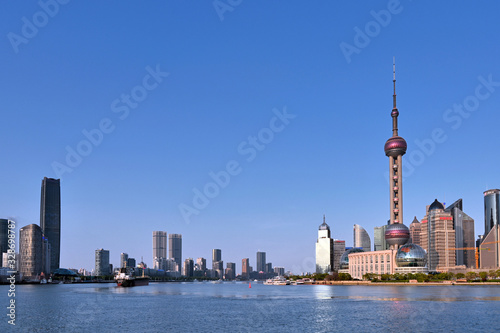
[115,268,149,287]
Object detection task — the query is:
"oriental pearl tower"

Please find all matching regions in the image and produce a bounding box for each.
[384,60,410,250]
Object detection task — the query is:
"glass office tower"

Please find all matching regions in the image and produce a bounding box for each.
[40,177,61,273]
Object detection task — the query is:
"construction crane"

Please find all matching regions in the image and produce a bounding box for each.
[446,240,500,269]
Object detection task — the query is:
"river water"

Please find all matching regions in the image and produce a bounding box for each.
[1,282,499,332]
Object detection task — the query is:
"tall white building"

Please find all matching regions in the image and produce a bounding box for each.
[316,216,333,273]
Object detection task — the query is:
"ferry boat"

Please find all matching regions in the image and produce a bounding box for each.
[264,276,290,285]
[115,268,149,287]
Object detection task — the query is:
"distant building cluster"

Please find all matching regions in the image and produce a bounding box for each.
[97,231,288,280]
[315,68,500,278]
[1,177,62,282]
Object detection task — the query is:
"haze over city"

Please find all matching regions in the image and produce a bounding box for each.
[1,1,499,273]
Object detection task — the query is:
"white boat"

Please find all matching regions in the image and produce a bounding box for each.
[264,276,290,285]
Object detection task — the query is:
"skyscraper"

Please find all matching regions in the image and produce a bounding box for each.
[225,262,236,280]
[420,200,456,271]
[196,257,206,271]
[212,249,223,277]
[242,258,250,279]
[266,262,272,273]
[168,234,182,272]
[480,190,500,269]
[183,258,194,277]
[383,62,410,250]
[95,248,110,276]
[316,216,333,273]
[256,251,266,273]
[484,189,499,237]
[0,219,9,255]
[19,224,43,279]
[40,177,61,273]
[120,253,128,268]
[332,240,345,271]
[353,224,371,252]
[409,217,422,246]
[153,231,167,262]
[212,249,221,262]
[374,223,389,251]
[445,199,475,268]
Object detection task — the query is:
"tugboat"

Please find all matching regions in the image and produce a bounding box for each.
[115,267,149,287]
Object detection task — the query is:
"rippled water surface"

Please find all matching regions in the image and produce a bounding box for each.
[1,282,499,332]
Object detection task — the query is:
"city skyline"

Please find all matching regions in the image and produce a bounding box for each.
[1,2,500,273]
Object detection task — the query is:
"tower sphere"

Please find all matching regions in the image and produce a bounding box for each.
[395,243,427,267]
[384,136,407,157]
[385,223,410,246]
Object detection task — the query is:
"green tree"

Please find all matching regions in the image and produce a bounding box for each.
[466,272,477,281]
[456,273,465,279]
[479,271,488,282]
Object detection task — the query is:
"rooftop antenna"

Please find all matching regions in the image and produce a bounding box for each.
[323,214,326,224]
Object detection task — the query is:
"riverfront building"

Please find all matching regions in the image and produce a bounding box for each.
[374,224,389,251]
[19,224,44,279]
[420,200,456,271]
[40,177,61,273]
[444,199,475,268]
[0,219,9,255]
[256,251,266,273]
[242,258,250,279]
[353,224,371,252]
[168,234,182,273]
[316,216,333,273]
[153,231,167,262]
[409,217,421,246]
[95,248,110,276]
[333,240,346,271]
[483,189,499,237]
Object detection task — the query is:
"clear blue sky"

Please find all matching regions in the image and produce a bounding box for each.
[1,1,499,274]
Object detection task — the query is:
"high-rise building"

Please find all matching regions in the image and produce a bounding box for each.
[153,231,167,261]
[0,219,9,254]
[316,216,333,273]
[256,251,266,273]
[353,224,371,252]
[212,249,221,262]
[225,262,236,280]
[480,190,500,270]
[183,258,194,277]
[40,177,61,273]
[168,234,182,272]
[383,64,410,250]
[126,257,136,268]
[120,253,128,268]
[19,224,43,279]
[266,262,272,273]
[484,189,499,237]
[95,249,110,276]
[333,240,345,271]
[274,267,285,276]
[420,200,456,271]
[242,258,250,278]
[196,257,206,271]
[445,199,475,268]
[409,217,422,246]
[374,223,389,251]
[213,261,223,278]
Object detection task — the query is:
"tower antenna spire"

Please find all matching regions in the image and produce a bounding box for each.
[323,215,325,224]
[393,57,397,109]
